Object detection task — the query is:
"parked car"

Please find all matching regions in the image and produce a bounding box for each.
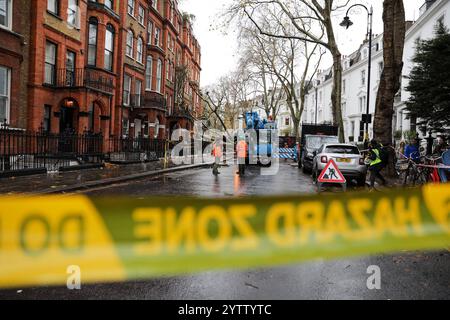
[297,124,338,172]
[300,135,339,173]
[312,143,367,186]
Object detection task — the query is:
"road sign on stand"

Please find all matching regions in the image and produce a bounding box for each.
[317,159,347,192]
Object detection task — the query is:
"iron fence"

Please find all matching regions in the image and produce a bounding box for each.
[108,137,166,162]
[0,129,103,174]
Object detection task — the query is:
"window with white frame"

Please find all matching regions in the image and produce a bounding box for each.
[135,79,142,107]
[88,18,98,66]
[166,60,169,80]
[359,96,366,113]
[138,5,145,25]
[47,0,59,16]
[127,0,134,16]
[154,28,160,47]
[136,37,143,63]
[361,70,366,86]
[0,0,12,29]
[152,0,158,11]
[123,75,131,106]
[156,59,162,93]
[67,0,79,28]
[126,30,134,57]
[44,41,57,85]
[104,24,114,71]
[145,55,153,90]
[0,66,10,124]
[147,20,153,44]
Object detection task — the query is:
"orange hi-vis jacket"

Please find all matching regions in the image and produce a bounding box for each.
[212,144,222,158]
[237,140,248,158]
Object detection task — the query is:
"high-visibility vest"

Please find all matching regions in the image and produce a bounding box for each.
[213,144,222,157]
[237,141,247,158]
[370,149,382,166]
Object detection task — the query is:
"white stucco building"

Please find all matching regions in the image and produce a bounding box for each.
[301,0,450,142]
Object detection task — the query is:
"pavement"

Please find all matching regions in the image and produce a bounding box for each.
[0,159,209,195]
[0,162,448,300]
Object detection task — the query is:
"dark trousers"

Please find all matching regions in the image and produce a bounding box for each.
[212,157,220,175]
[369,164,386,188]
[238,163,246,175]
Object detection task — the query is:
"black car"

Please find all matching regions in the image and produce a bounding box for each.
[299,135,339,173]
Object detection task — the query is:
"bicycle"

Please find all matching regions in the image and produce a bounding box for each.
[399,155,441,187]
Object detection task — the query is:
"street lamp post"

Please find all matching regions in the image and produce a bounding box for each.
[340,4,374,149]
[315,85,318,126]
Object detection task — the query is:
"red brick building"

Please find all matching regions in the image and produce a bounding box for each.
[0,0,31,129]
[166,5,202,137]
[27,0,120,139]
[1,0,201,141]
[116,0,202,140]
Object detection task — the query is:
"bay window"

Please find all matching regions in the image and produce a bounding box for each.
[104,24,115,71]
[156,59,162,93]
[145,56,153,90]
[87,18,98,66]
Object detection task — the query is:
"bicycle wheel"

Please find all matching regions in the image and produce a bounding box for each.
[403,164,414,187]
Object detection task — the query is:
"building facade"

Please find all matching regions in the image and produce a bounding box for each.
[0,0,31,129]
[117,0,202,140]
[301,0,449,142]
[0,0,201,140]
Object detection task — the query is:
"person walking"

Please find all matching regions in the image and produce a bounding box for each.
[368,140,387,190]
[236,138,248,176]
[212,140,222,175]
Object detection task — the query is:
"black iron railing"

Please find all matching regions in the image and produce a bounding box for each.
[108,137,165,162]
[144,91,167,110]
[0,129,104,174]
[130,94,144,108]
[167,106,195,120]
[54,68,114,94]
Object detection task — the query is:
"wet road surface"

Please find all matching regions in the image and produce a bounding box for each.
[83,162,316,197]
[1,162,449,299]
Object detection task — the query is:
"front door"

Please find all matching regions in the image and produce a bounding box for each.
[60,107,75,134]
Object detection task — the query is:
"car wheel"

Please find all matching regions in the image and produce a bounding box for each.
[303,162,312,174]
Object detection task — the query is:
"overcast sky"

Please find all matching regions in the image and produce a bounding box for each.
[179,0,425,87]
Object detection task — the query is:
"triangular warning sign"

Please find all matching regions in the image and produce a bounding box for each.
[318,159,346,184]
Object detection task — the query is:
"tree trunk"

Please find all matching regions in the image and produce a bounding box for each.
[331,49,345,142]
[324,12,345,142]
[374,0,405,176]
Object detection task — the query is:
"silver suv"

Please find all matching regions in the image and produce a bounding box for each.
[312,143,367,186]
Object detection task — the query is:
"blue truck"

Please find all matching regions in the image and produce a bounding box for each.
[243,112,278,164]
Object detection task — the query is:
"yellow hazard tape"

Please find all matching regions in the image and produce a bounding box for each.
[0,184,449,289]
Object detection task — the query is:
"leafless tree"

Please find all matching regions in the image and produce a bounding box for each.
[236,16,325,138]
[225,0,351,141]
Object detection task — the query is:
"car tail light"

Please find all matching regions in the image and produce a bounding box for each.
[321,156,328,164]
[359,158,365,165]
